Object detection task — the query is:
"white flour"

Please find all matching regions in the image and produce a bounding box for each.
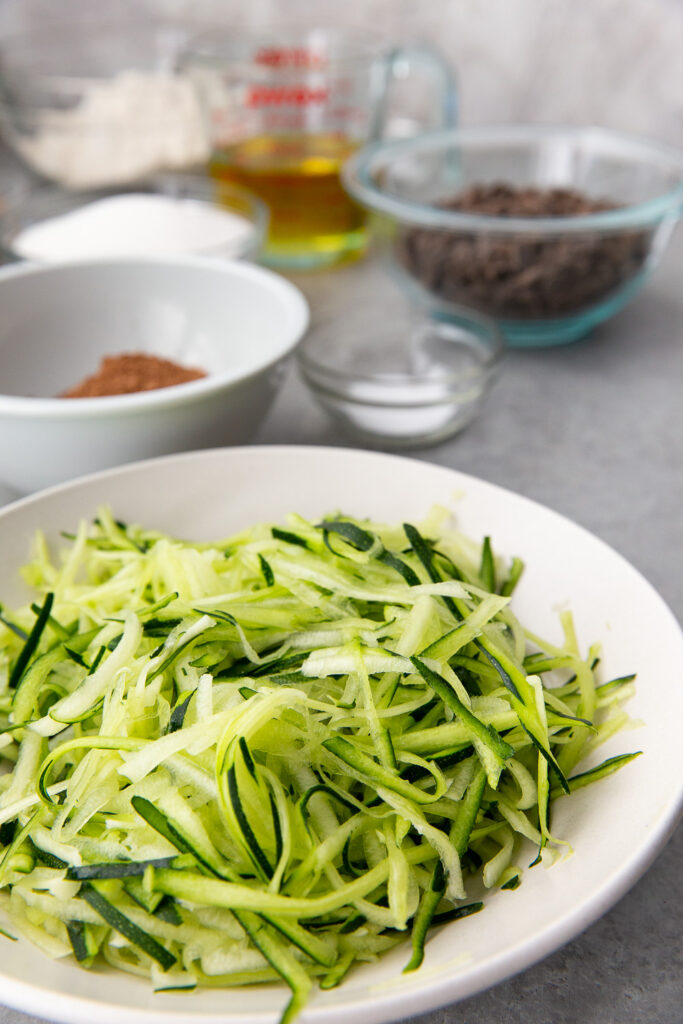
[12,193,255,261]
[12,70,210,189]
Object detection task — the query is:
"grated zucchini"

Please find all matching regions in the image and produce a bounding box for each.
[0,507,640,1021]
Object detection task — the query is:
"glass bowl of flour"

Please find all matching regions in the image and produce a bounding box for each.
[0,18,211,190]
[0,174,269,264]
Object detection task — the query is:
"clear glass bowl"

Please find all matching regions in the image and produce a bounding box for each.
[298,304,503,448]
[0,174,268,263]
[343,125,683,347]
[0,20,210,189]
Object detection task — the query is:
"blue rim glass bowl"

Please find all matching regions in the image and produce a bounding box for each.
[343,125,683,347]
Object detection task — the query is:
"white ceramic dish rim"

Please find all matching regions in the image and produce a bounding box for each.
[0,445,680,1024]
[0,257,309,418]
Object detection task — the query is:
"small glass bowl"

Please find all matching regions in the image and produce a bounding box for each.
[0,173,268,263]
[298,305,503,448]
[343,125,683,347]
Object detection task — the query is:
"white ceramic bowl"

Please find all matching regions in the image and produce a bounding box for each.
[0,446,680,1024]
[0,257,309,493]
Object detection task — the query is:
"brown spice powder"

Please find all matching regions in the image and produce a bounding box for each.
[61,353,206,398]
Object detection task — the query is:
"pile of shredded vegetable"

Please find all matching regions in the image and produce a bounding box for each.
[0,507,639,1022]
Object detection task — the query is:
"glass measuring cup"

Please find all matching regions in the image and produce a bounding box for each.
[184,28,456,268]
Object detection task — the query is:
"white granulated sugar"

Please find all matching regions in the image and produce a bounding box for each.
[12,70,210,189]
[12,193,255,261]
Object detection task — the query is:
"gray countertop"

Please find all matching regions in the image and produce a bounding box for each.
[0,231,681,1024]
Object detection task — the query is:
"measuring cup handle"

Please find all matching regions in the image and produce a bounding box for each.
[370,45,457,140]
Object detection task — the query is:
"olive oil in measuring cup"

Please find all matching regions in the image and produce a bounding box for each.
[186,30,455,268]
[210,133,365,266]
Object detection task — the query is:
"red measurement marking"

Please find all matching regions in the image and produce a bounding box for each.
[255,47,326,69]
[246,85,329,108]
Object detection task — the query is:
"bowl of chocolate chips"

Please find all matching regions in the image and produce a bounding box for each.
[344,125,683,346]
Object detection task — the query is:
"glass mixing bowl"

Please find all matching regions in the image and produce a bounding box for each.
[0,175,268,263]
[298,303,503,448]
[0,19,210,190]
[343,125,683,347]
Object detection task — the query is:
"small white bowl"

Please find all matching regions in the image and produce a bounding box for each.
[0,256,308,492]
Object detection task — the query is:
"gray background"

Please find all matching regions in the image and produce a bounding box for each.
[0,0,681,1021]
[1,0,682,141]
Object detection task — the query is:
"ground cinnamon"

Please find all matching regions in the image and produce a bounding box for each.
[61,352,206,398]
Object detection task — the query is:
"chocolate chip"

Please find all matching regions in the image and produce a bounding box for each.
[396,184,650,320]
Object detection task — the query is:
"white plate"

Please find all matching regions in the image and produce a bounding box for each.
[0,446,681,1024]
